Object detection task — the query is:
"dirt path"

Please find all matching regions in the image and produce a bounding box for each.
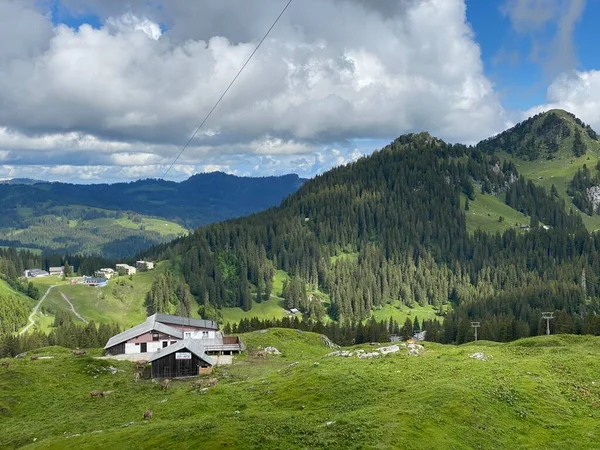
[20,285,57,335]
[60,292,88,324]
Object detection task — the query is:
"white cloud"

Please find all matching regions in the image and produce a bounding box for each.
[0,0,510,182]
[523,70,600,130]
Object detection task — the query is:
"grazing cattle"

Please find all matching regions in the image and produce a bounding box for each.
[205,377,218,387]
[190,379,203,389]
[134,371,140,383]
[143,410,153,420]
[90,390,105,399]
[1,361,9,369]
[255,350,266,358]
[72,349,86,356]
[161,379,170,391]
[30,356,39,361]
[135,360,148,369]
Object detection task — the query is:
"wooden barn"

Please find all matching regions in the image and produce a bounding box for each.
[149,339,215,378]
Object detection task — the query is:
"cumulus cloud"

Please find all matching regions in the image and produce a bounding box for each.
[524,70,600,130]
[0,0,509,182]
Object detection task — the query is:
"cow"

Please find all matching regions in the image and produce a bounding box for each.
[1,361,9,369]
[72,349,86,356]
[90,390,105,399]
[143,410,153,420]
[134,371,140,383]
[30,355,39,361]
[190,379,203,389]
[205,377,218,387]
[161,379,170,391]
[255,350,266,358]
[135,360,148,369]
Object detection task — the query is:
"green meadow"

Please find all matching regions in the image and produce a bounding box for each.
[1,331,600,449]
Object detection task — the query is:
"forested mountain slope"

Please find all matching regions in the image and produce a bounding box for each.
[145,118,600,343]
[0,173,304,257]
[477,109,600,231]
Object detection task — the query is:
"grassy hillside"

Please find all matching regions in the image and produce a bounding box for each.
[26,263,182,332]
[0,207,188,259]
[476,109,600,232]
[2,331,600,449]
[463,193,531,234]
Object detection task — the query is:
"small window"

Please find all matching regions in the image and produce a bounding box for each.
[135,343,140,346]
[184,332,191,338]
[162,341,168,348]
[152,333,159,341]
[202,331,209,338]
[170,341,176,345]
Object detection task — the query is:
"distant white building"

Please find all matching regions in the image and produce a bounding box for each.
[95,268,115,279]
[49,266,64,276]
[116,264,137,275]
[136,260,155,271]
[24,269,49,278]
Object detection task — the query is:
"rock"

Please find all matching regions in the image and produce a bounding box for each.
[326,421,335,427]
[108,366,118,375]
[469,352,491,361]
[408,348,420,356]
[159,399,168,403]
[234,410,241,414]
[357,352,380,359]
[264,347,281,355]
[320,335,340,349]
[313,362,320,367]
[377,345,400,355]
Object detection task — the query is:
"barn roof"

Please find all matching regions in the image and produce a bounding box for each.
[104,316,184,349]
[154,313,218,330]
[148,339,215,366]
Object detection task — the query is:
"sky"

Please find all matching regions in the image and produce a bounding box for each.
[0,0,599,183]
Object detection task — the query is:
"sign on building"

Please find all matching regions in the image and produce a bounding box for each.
[175,352,192,360]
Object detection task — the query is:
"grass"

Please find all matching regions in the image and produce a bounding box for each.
[222,297,288,325]
[26,264,171,332]
[2,331,600,449]
[370,302,444,325]
[463,193,530,234]
[272,270,289,297]
[499,147,600,232]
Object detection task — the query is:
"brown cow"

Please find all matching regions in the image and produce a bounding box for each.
[190,379,203,389]
[255,350,266,358]
[72,349,86,356]
[205,377,218,387]
[1,360,9,369]
[143,410,153,420]
[30,355,39,361]
[135,360,148,369]
[161,379,170,391]
[90,390,105,399]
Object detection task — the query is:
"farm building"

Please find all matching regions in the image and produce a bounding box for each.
[104,313,243,356]
[149,339,215,378]
[135,260,154,271]
[95,268,115,279]
[115,263,136,275]
[24,269,49,278]
[49,266,64,276]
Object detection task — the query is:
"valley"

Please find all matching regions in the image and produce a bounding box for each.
[0,173,304,257]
